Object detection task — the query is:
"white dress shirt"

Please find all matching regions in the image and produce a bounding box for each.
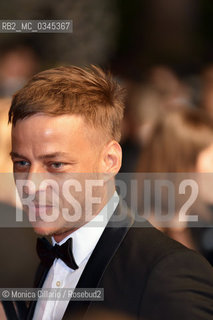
[33,191,119,320]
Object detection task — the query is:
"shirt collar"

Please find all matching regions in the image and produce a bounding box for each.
[52,191,119,266]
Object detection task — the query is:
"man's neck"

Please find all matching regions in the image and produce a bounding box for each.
[53,187,116,243]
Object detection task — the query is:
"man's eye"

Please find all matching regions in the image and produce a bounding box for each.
[14,160,30,167]
[50,162,65,169]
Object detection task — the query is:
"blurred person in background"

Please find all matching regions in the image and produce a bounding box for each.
[120,66,191,172]
[137,106,213,264]
[148,66,192,109]
[0,45,40,97]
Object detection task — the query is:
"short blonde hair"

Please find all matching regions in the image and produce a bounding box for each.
[9,65,125,142]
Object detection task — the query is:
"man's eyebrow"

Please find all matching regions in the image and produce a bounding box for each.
[10,152,28,160]
[10,151,71,160]
[38,152,71,160]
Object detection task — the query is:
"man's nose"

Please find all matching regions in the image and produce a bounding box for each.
[23,167,47,195]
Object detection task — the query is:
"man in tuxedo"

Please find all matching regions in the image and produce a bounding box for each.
[8,65,213,320]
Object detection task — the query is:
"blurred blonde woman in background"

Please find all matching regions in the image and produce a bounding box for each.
[137,106,213,265]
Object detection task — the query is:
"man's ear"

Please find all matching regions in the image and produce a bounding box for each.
[100,140,122,175]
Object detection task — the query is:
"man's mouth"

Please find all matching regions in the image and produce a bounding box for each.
[26,204,55,218]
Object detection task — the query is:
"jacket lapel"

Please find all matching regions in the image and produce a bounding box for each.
[26,264,50,320]
[63,200,134,319]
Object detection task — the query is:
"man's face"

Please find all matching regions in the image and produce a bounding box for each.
[11,114,105,236]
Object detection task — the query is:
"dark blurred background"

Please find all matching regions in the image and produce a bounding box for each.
[0,0,212,76]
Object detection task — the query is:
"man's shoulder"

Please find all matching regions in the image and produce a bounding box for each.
[116,217,213,276]
[113,200,189,257]
[122,219,187,260]
[130,222,213,319]
[104,200,213,286]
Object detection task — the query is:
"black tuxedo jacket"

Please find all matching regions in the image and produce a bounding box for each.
[26,201,213,320]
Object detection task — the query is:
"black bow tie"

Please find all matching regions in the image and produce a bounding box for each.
[36,237,79,270]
